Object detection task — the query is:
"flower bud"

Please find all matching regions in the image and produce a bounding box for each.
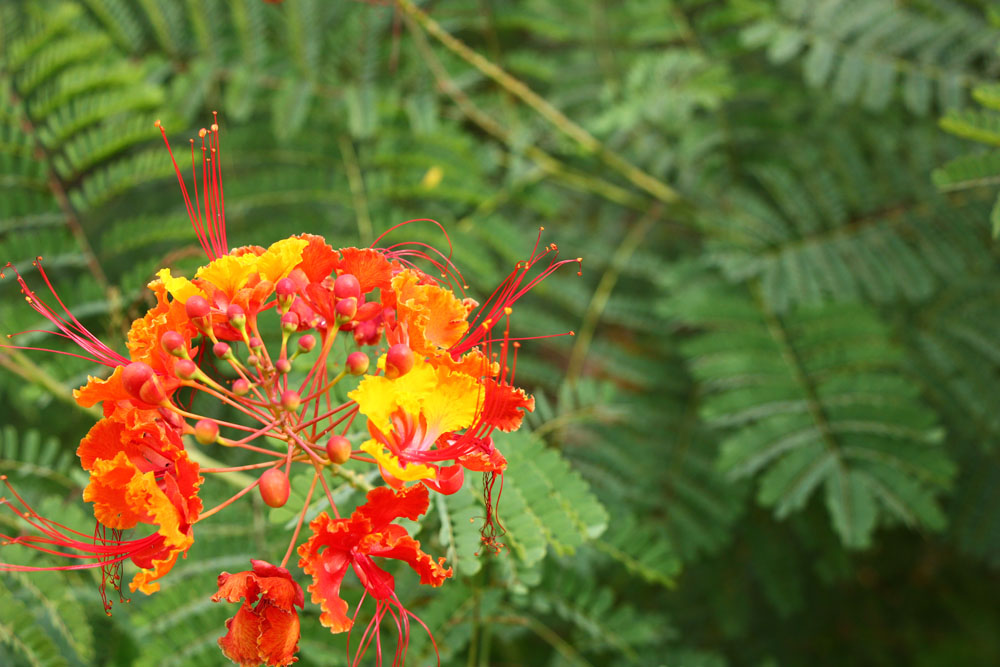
[160,330,187,357]
[297,334,316,353]
[247,354,260,367]
[355,301,382,322]
[385,343,414,379]
[138,376,166,405]
[185,295,211,319]
[334,273,361,300]
[213,342,232,359]
[122,362,155,399]
[194,419,219,445]
[334,297,357,323]
[275,358,292,374]
[346,351,369,376]
[275,278,296,297]
[259,468,290,508]
[280,390,300,412]
[249,337,263,351]
[232,378,250,396]
[281,311,299,334]
[175,358,198,380]
[325,436,352,464]
[227,304,246,328]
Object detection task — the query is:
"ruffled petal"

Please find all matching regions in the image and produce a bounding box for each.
[481,379,535,432]
[337,248,396,293]
[217,603,264,667]
[74,367,130,409]
[214,571,260,605]
[258,603,301,667]
[355,484,431,531]
[367,532,452,587]
[155,268,205,304]
[348,360,437,433]
[297,513,357,633]
[254,237,309,284]
[392,269,471,354]
[294,234,340,283]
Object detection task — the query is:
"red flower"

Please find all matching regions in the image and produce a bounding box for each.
[213,560,304,667]
[298,485,451,662]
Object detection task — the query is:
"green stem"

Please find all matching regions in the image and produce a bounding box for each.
[0,350,100,418]
[396,0,683,205]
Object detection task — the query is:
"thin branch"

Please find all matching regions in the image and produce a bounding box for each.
[396,0,683,205]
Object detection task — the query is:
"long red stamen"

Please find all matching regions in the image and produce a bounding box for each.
[155,119,227,260]
[2,261,128,367]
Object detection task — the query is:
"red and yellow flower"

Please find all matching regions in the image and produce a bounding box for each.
[0,115,579,666]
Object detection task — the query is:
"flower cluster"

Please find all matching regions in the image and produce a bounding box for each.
[0,116,578,666]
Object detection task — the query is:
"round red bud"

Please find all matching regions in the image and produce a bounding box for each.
[232,378,250,396]
[335,297,357,322]
[175,358,197,380]
[160,330,186,357]
[185,295,211,319]
[122,362,155,399]
[275,278,296,297]
[247,354,260,367]
[385,344,415,379]
[213,342,232,359]
[334,273,361,300]
[249,337,263,350]
[138,377,166,405]
[281,311,299,333]
[325,436,352,464]
[227,304,246,327]
[281,390,301,412]
[297,334,316,353]
[194,419,219,445]
[346,351,369,376]
[275,358,292,374]
[259,468,290,508]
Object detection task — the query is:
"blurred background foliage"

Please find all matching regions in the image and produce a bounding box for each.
[1,0,1000,665]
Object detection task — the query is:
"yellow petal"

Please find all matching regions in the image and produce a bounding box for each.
[421,365,479,433]
[255,237,309,283]
[155,269,205,304]
[348,359,437,432]
[194,254,259,296]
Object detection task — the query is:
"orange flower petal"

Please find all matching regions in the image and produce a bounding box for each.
[128,281,197,375]
[482,379,535,432]
[258,604,301,667]
[295,233,340,283]
[356,484,431,531]
[368,532,452,587]
[392,269,471,355]
[298,513,355,633]
[459,448,507,473]
[129,544,183,594]
[218,603,265,667]
[338,247,396,293]
[74,367,130,409]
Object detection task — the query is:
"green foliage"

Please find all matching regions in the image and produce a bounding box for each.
[1,0,999,665]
